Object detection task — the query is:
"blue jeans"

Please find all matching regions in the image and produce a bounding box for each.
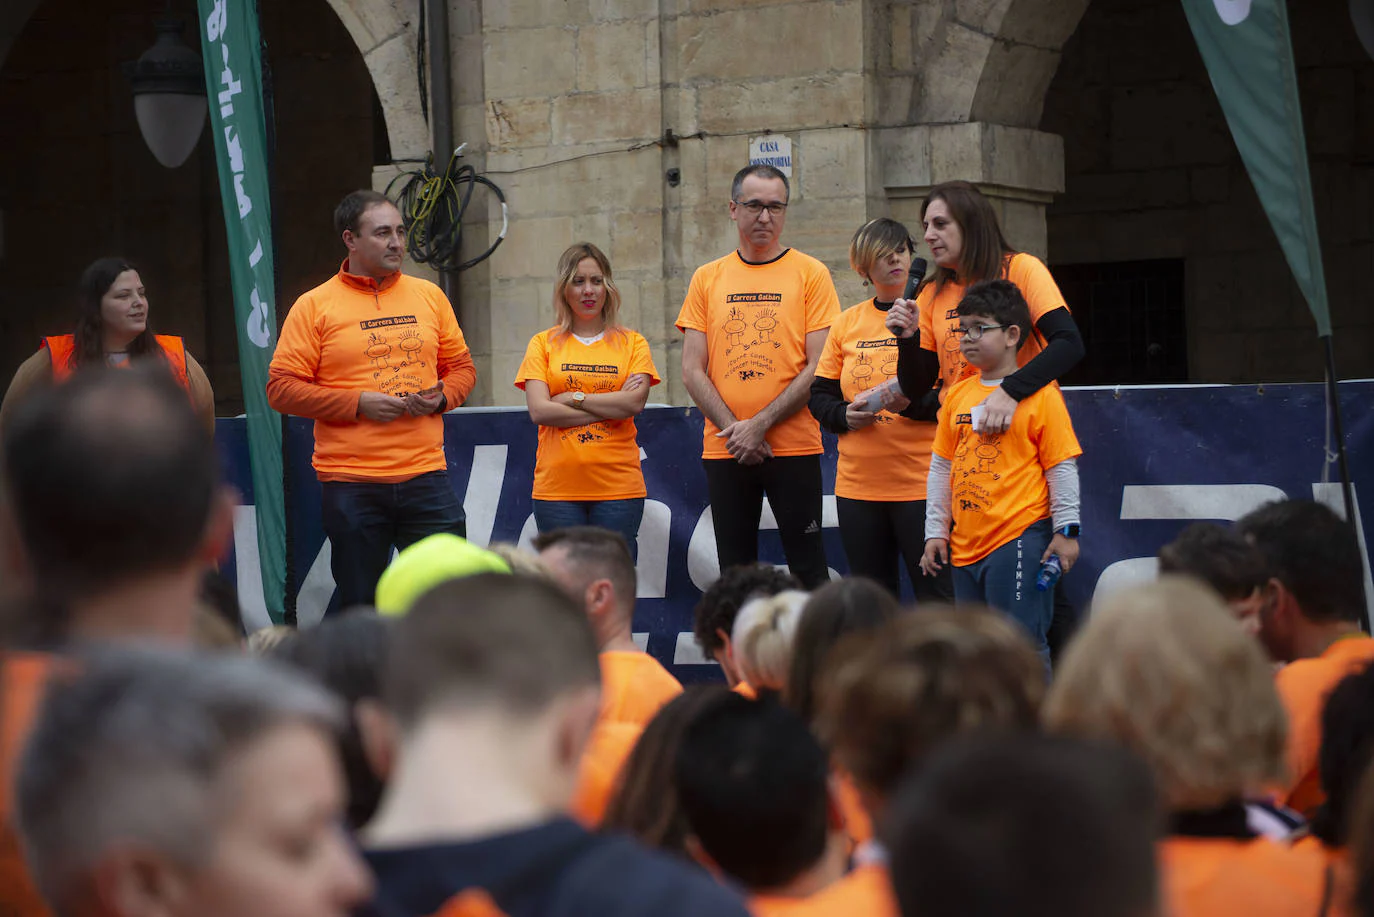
[321,470,466,610]
[532,498,645,559]
[951,518,1055,666]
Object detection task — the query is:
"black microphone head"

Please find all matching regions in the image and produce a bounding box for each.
[903,258,929,301]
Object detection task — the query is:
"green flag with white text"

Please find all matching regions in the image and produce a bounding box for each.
[197,0,285,620]
[1181,0,1330,335]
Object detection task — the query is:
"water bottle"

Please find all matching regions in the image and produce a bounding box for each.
[1035,555,1063,592]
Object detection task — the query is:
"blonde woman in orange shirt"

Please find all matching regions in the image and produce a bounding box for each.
[516,243,660,554]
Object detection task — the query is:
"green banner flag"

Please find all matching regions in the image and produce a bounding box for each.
[1181,0,1330,335]
[197,0,286,620]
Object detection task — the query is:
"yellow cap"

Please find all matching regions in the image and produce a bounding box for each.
[374,533,512,616]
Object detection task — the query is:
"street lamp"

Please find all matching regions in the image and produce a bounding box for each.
[125,18,207,169]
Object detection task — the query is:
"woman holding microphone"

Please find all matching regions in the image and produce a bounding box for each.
[808,218,950,600]
[515,242,660,554]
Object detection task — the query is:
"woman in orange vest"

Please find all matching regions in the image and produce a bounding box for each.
[1045,577,1332,917]
[515,242,660,555]
[0,256,214,433]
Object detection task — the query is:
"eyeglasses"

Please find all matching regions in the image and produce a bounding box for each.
[955,323,1009,341]
[733,199,788,216]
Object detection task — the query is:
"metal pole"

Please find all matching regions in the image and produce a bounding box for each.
[1323,334,1357,528]
[425,0,459,321]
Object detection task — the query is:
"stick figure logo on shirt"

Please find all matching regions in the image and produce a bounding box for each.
[849,352,874,390]
[365,332,393,373]
[398,329,425,367]
[724,308,747,348]
[971,433,1003,478]
[753,309,779,343]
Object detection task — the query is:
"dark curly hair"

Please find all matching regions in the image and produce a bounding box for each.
[693,563,802,659]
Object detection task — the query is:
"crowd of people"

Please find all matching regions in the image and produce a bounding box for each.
[0,161,1371,917]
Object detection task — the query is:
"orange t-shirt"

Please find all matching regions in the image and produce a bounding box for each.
[0,652,61,917]
[816,299,936,501]
[1160,835,1331,917]
[514,329,661,500]
[570,718,642,827]
[1276,635,1374,815]
[598,651,682,729]
[917,253,1068,399]
[932,375,1081,565]
[267,265,476,482]
[758,863,897,917]
[676,250,840,459]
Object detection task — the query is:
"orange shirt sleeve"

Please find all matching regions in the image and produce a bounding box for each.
[803,260,842,332]
[434,296,476,408]
[917,283,939,351]
[932,391,958,460]
[627,332,662,385]
[267,294,360,422]
[513,331,550,390]
[1009,254,1069,323]
[675,265,710,333]
[815,310,848,380]
[1028,387,1083,468]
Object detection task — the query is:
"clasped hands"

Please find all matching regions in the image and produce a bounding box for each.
[358,384,446,422]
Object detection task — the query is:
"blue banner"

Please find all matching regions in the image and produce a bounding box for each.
[217,382,1374,683]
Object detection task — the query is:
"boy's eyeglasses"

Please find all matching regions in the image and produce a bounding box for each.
[956,323,1009,341]
[733,199,788,215]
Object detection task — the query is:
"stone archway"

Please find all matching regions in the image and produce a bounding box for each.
[319,0,429,161]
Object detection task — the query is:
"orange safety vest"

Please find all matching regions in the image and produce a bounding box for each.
[41,334,190,389]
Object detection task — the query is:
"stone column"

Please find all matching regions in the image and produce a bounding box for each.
[877,122,1064,260]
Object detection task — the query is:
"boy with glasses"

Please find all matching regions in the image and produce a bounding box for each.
[920,280,1082,666]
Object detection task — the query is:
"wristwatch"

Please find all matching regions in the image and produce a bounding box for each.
[572,391,587,409]
[1058,523,1081,538]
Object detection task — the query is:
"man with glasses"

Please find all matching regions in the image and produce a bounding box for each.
[268,189,476,609]
[676,164,840,588]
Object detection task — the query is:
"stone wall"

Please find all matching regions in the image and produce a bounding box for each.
[1042,0,1374,383]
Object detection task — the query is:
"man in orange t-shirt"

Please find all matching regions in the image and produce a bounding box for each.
[536,526,682,823]
[0,369,233,917]
[267,189,477,608]
[922,281,1082,663]
[1236,499,1374,815]
[676,164,840,588]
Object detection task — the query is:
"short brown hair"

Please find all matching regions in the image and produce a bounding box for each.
[385,573,600,727]
[334,189,394,236]
[815,607,1044,801]
[1157,522,1266,603]
[1043,577,1286,811]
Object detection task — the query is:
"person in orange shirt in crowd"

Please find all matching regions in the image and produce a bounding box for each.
[673,693,850,916]
[602,686,732,859]
[1045,577,1330,917]
[360,573,750,917]
[267,189,476,609]
[888,180,1084,657]
[785,578,903,849]
[535,526,682,823]
[14,649,372,917]
[812,607,1047,917]
[692,562,801,691]
[809,218,950,601]
[0,367,236,917]
[1,256,215,434]
[729,589,808,697]
[920,280,1081,665]
[517,243,660,554]
[884,733,1162,917]
[1236,499,1374,817]
[677,164,840,588]
[1157,521,1270,635]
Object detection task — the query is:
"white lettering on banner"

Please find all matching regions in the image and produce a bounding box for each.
[232,505,272,631]
[218,44,243,117]
[1093,483,1374,625]
[248,239,264,269]
[205,0,227,41]
[246,288,272,348]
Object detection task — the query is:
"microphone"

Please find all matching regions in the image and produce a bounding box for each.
[902,257,928,302]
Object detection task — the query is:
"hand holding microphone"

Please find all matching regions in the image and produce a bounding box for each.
[884,257,927,339]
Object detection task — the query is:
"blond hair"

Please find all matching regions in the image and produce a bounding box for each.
[816,606,1044,802]
[245,625,296,655]
[731,590,808,692]
[848,218,915,283]
[488,542,557,583]
[552,242,622,339]
[1043,577,1287,811]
